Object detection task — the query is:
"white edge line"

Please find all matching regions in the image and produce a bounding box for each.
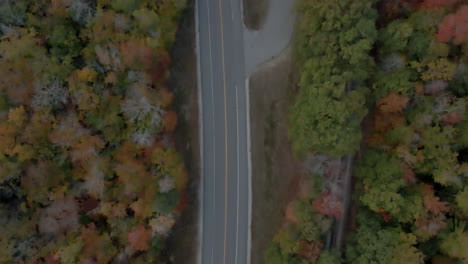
[195,1,203,263]
[205,0,216,262]
[245,77,252,264]
[235,85,240,264]
[239,0,252,262]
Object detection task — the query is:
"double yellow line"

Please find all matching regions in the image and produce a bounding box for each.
[218,0,229,262]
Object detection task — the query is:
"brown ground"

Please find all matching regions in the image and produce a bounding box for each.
[165,1,200,263]
[243,0,269,30]
[249,47,306,264]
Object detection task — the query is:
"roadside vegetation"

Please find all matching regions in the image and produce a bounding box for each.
[267,0,468,263]
[289,0,377,157]
[0,0,188,263]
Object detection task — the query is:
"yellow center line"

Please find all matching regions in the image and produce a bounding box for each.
[218,0,229,263]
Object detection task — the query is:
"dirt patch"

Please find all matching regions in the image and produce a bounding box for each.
[164,1,200,263]
[243,0,269,30]
[249,47,306,264]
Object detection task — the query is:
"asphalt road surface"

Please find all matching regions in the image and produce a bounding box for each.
[196,0,250,263]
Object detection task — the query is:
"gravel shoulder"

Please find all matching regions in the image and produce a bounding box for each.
[249,47,306,264]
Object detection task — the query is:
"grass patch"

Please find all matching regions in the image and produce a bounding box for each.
[249,48,305,264]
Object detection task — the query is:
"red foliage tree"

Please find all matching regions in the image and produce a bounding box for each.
[297,240,323,262]
[401,162,418,184]
[422,184,449,215]
[162,110,178,133]
[127,225,151,251]
[419,0,460,9]
[435,5,468,45]
[119,39,154,70]
[147,51,172,85]
[312,192,344,219]
[176,189,188,212]
[379,210,394,222]
[442,112,464,125]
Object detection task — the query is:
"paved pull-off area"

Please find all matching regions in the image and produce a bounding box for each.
[196,0,294,262]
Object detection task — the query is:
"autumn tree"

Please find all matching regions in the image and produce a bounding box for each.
[312,192,344,219]
[346,213,424,264]
[0,0,187,262]
[436,5,468,45]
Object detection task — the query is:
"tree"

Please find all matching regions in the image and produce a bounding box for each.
[81,157,109,199]
[424,79,448,95]
[293,200,332,242]
[442,111,464,125]
[94,42,123,71]
[0,0,27,26]
[49,113,90,148]
[318,250,342,264]
[121,97,164,128]
[440,223,468,262]
[312,192,344,219]
[47,22,82,64]
[132,8,158,36]
[297,240,323,263]
[455,188,468,217]
[436,5,468,45]
[111,0,143,14]
[414,214,447,238]
[119,38,154,70]
[21,161,67,205]
[376,92,409,113]
[158,175,175,193]
[410,58,457,81]
[38,197,79,236]
[127,225,151,252]
[57,239,83,264]
[401,162,417,184]
[70,135,105,163]
[289,0,377,157]
[378,19,414,54]
[380,53,407,72]
[79,224,117,263]
[151,146,187,190]
[149,214,175,237]
[162,110,178,133]
[373,68,415,100]
[63,0,95,25]
[7,105,27,126]
[356,150,411,221]
[346,215,424,264]
[272,225,300,256]
[0,0,187,262]
[422,184,449,215]
[419,0,460,9]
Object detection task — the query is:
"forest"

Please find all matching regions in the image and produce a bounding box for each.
[268,0,468,263]
[0,0,188,263]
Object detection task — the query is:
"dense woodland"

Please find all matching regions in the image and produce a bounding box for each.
[0,0,187,263]
[269,0,468,263]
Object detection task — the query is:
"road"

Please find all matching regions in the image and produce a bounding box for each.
[196,0,250,263]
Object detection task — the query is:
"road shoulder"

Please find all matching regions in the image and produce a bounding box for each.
[249,47,306,264]
[165,1,201,263]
